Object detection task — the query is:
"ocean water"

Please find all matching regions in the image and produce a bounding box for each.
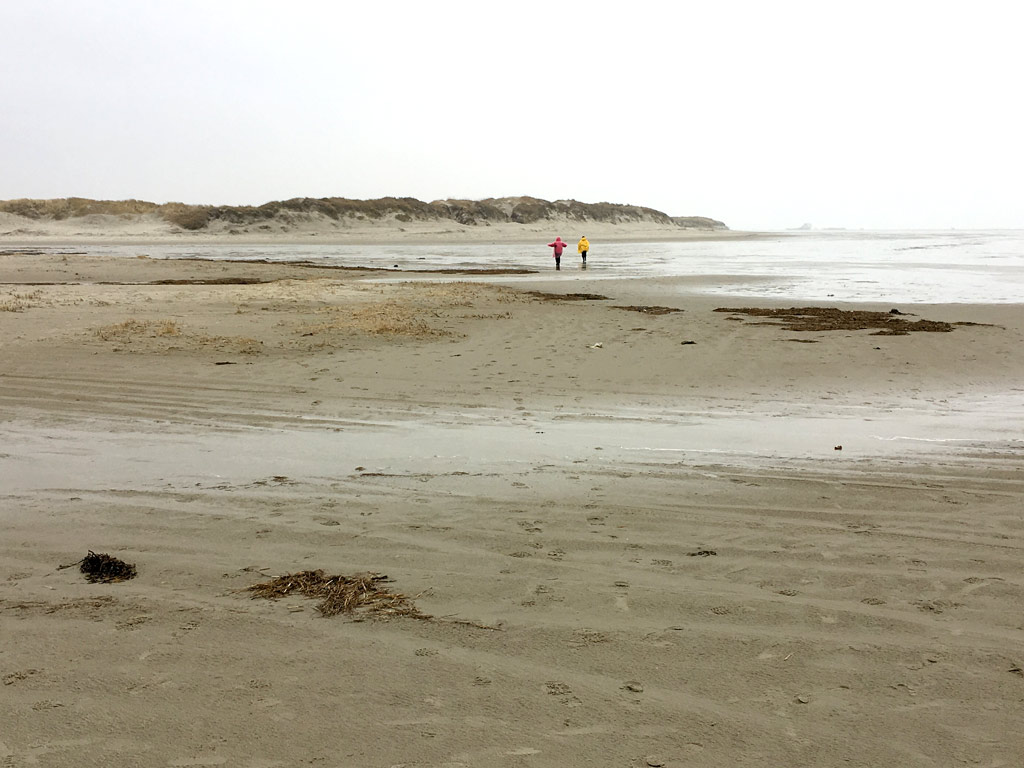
[61,229,1024,304]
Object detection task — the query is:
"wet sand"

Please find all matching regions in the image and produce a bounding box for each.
[2,250,1023,767]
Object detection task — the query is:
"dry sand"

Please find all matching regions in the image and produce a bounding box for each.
[2,248,1023,767]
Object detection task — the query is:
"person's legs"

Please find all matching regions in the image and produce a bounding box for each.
[555,255,561,270]
[581,250,587,262]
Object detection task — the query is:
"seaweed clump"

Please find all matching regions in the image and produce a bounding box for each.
[246,570,428,620]
[714,307,958,335]
[80,551,138,583]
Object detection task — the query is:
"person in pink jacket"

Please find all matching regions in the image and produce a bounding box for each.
[547,237,568,270]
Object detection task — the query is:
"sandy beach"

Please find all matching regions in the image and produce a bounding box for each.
[2,246,1023,767]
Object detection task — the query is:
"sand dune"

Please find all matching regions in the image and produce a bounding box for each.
[0,196,734,244]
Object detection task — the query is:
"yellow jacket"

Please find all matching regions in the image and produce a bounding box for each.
[578,237,590,253]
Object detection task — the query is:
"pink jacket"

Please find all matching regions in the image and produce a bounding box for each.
[548,237,567,256]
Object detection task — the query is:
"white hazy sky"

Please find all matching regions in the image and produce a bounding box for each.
[1,0,1021,230]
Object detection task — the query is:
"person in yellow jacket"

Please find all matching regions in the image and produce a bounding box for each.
[577,235,590,266]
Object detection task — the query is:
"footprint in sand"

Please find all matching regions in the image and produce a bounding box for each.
[614,582,630,612]
[913,599,963,614]
[2,669,41,686]
[570,629,609,647]
[116,616,151,631]
[544,681,582,707]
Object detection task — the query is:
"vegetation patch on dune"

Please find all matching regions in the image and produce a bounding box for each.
[0,198,160,220]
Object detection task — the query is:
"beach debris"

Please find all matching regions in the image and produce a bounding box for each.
[645,756,666,767]
[686,549,717,557]
[680,340,696,345]
[245,570,427,619]
[796,695,810,704]
[149,277,268,285]
[714,306,961,335]
[613,305,682,315]
[526,290,609,302]
[69,551,138,583]
[834,445,843,451]
[588,342,603,349]
[622,681,645,693]
[1009,665,1023,677]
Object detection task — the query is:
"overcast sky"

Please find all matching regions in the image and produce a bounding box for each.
[1,1,1021,230]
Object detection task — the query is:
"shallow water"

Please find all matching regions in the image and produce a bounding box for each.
[4,231,1021,487]
[5,392,1021,494]
[46,229,1024,304]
